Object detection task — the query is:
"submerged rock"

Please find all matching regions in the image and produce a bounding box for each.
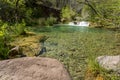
[0,57,71,80]
[35,47,46,56]
[97,55,120,74]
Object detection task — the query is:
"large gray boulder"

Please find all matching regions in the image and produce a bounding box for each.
[97,55,120,74]
[0,57,71,80]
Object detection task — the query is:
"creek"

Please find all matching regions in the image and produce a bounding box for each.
[32,25,117,80]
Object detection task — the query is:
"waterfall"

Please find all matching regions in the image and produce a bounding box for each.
[68,21,89,27]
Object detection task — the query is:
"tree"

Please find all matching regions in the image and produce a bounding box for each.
[77,0,120,29]
[0,0,26,23]
[61,6,76,22]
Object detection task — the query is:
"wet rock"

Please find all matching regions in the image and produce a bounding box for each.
[97,55,120,74]
[35,47,46,56]
[0,57,72,80]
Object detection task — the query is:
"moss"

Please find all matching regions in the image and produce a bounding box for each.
[10,33,48,57]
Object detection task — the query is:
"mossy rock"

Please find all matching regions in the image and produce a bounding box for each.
[10,34,49,57]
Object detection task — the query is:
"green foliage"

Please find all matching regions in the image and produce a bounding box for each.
[0,19,26,59]
[87,0,120,29]
[81,5,90,20]
[87,57,106,78]
[16,21,26,35]
[0,20,26,36]
[87,57,102,72]
[0,20,26,60]
[36,16,57,27]
[12,21,26,35]
[0,36,9,60]
[0,0,32,23]
[61,6,76,22]
[44,16,57,26]
[0,21,10,37]
[24,8,33,25]
[0,22,10,60]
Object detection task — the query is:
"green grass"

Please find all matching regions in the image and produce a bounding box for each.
[30,26,120,80]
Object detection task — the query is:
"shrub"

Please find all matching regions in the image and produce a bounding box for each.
[0,36,10,60]
[0,23,10,60]
[14,21,26,35]
[44,16,57,26]
[89,0,120,29]
[7,20,26,35]
[61,6,76,22]
[37,16,57,26]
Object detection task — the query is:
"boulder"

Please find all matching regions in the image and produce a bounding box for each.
[97,55,120,74]
[0,57,71,80]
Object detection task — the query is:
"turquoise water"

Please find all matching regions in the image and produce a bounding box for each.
[33,25,113,33]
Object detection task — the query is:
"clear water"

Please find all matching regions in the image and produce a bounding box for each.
[35,25,112,33]
[32,25,117,80]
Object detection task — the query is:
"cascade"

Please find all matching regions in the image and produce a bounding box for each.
[68,21,89,27]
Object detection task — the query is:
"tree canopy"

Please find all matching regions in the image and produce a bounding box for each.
[0,0,119,29]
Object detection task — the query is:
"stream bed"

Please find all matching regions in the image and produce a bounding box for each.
[31,25,119,80]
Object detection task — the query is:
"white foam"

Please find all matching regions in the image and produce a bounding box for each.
[68,21,89,27]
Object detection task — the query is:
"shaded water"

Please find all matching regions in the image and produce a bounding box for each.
[32,26,118,80]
